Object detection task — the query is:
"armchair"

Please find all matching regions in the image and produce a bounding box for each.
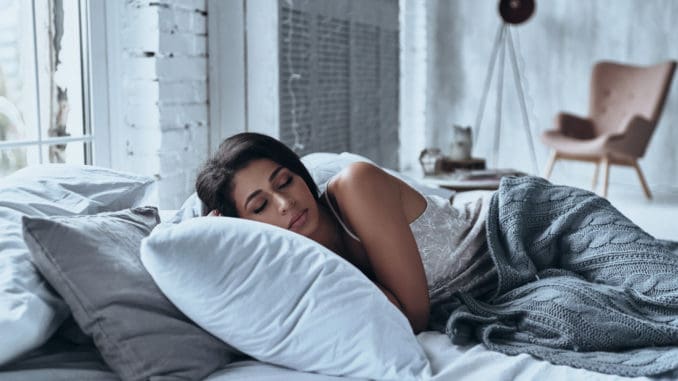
[541,60,676,199]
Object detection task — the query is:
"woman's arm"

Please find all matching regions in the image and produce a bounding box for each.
[329,162,430,333]
[376,282,403,310]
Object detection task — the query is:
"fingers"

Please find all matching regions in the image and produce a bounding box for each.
[208,209,222,217]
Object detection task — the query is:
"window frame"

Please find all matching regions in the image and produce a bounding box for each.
[206,0,278,154]
[85,0,112,167]
[0,0,101,167]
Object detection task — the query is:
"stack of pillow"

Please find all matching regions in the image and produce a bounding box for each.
[3,164,236,380]
[0,164,156,366]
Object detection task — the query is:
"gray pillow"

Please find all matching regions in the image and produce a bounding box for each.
[0,164,156,366]
[22,207,235,381]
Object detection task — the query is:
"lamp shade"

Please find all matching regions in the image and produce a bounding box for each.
[498,0,535,24]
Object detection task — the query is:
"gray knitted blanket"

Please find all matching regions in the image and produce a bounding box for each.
[444,176,678,377]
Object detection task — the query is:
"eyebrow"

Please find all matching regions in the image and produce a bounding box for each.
[243,165,285,208]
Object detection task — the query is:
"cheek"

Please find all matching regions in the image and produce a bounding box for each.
[257,205,287,228]
[297,181,315,200]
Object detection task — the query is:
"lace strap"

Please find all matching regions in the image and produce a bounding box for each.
[323,190,361,242]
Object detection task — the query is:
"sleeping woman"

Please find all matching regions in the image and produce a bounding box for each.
[196,132,678,376]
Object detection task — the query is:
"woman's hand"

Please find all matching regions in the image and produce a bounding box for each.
[207,209,222,217]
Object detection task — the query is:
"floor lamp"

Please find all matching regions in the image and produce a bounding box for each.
[473,0,539,173]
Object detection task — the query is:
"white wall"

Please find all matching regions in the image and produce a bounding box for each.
[398,0,429,174]
[107,0,678,207]
[422,0,678,191]
[104,0,209,208]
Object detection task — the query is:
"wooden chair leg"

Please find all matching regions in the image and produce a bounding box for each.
[591,161,600,192]
[543,151,558,179]
[601,156,610,198]
[632,160,653,199]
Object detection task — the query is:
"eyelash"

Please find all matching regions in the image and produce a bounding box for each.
[252,176,293,214]
[253,201,267,214]
[279,176,293,188]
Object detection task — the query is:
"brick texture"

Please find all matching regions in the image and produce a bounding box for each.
[119,0,208,209]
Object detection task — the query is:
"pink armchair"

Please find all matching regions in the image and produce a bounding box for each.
[541,60,676,199]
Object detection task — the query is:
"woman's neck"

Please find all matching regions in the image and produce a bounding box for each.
[315,202,349,258]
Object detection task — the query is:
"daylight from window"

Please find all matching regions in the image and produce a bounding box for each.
[0,0,90,176]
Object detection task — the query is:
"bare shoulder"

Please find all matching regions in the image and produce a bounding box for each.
[328,162,395,196]
[335,161,388,181]
[327,162,425,223]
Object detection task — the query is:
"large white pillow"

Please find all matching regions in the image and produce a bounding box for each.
[140,217,432,380]
[0,164,156,366]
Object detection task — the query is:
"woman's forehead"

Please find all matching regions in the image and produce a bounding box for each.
[239,159,284,179]
[233,159,284,192]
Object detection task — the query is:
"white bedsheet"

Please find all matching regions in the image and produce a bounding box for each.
[207,331,676,381]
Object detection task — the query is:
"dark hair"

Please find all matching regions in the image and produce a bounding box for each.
[195,132,319,217]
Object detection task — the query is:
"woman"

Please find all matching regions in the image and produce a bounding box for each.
[196,133,678,377]
[196,132,496,334]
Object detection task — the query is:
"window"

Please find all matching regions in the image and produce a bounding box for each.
[0,0,92,176]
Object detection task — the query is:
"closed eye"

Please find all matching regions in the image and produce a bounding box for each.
[253,200,267,214]
[278,176,293,189]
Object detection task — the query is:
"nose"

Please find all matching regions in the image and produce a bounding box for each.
[275,193,295,214]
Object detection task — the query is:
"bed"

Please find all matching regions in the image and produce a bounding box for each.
[1,155,677,381]
[4,329,677,381]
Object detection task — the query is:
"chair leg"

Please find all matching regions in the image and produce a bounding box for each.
[632,160,653,199]
[591,161,600,192]
[601,156,610,198]
[543,151,558,179]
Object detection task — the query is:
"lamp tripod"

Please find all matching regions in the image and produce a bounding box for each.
[473,2,539,174]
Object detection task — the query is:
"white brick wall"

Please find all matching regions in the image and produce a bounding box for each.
[117,0,208,209]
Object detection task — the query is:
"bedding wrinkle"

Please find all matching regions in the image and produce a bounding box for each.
[272,271,322,344]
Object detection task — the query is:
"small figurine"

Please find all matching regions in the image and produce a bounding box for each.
[448,125,472,161]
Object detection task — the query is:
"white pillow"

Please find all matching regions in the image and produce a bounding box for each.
[301,152,376,194]
[140,217,432,380]
[0,164,156,366]
[167,192,204,223]
[301,152,455,201]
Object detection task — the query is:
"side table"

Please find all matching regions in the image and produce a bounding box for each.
[419,169,527,192]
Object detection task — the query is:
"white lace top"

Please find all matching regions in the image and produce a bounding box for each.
[409,194,496,303]
[324,191,497,304]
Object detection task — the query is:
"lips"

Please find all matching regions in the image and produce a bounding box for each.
[288,209,308,230]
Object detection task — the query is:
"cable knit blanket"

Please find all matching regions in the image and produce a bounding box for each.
[444,176,678,377]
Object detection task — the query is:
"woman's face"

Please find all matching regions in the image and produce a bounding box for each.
[231,158,319,237]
